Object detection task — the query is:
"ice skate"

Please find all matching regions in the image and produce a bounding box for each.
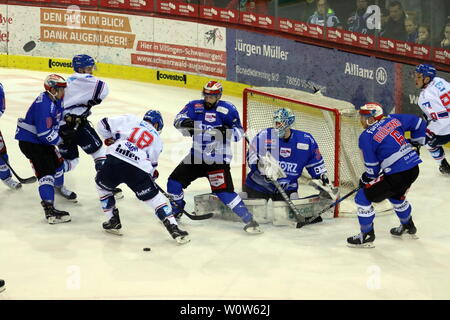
[390,217,418,239]
[102,208,122,236]
[41,201,71,224]
[55,185,78,202]
[347,229,375,248]
[244,218,263,234]
[163,219,190,244]
[439,159,450,175]
[2,177,22,190]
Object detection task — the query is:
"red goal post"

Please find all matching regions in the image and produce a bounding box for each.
[242,87,366,218]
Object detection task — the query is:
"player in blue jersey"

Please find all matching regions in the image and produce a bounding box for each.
[244,108,336,223]
[0,83,22,190]
[347,102,426,248]
[167,81,262,234]
[15,74,72,224]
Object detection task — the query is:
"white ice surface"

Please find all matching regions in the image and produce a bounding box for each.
[0,68,449,300]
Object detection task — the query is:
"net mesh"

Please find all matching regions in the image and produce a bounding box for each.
[243,87,393,217]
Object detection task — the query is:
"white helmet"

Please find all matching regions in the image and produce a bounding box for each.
[359,102,384,122]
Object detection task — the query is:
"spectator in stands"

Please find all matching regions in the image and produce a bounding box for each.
[299,0,317,23]
[439,22,450,49]
[380,1,407,41]
[308,0,341,28]
[416,24,433,46]
[404,16,419,43]
[346,0,374,34]
[226,0,271,15]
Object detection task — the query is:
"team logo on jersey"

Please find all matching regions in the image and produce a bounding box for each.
[205,112,216,123]
[280,147,291,158]
[194,103,204,113]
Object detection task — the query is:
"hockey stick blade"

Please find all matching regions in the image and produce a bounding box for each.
[0,154,37,184]
[183,211,214,220]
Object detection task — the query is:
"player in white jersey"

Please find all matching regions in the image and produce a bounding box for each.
[415,64,450,174]
[58,54,122,200]
[95,110,190,244]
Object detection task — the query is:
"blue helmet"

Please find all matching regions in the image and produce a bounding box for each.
[273,108,295,137]
[72,54,95,72]
[415,64,436,80]
[143,110,164,132]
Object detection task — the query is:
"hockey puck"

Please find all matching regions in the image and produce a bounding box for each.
[23,41,36,52]
[143,247,151,252]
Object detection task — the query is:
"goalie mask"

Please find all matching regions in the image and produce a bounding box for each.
[273,108,295,137]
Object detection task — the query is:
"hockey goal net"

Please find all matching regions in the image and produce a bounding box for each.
[242,87,392,218]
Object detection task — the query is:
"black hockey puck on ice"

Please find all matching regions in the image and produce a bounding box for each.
[23,41,36,52]
[143,248,151,252]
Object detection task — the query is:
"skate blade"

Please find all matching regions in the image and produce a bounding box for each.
[47,217,71,224]
[104,229,123,236]
[0,286,5,293]
[347,242,375,248]
[175,235,190,245]
[245,227,263,234]
[391,233,419,240]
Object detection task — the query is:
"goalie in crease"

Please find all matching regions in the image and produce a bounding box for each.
[244,108,337,224]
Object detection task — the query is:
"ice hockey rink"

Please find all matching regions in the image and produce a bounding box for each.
[1,68,450,300]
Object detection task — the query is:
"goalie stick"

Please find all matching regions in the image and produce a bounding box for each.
[154,183,213,220]
[0,154,37,184]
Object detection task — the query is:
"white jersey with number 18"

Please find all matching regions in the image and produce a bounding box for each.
[96,114,162,175]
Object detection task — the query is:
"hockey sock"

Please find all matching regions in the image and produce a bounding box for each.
[216,192,253,223]
[0,153,12,181]
[96,183,115,219]
[144,192,177,224]
[388,198,412,224]
[39,175,55,202]
[355,189,375,233]
[63,158,79,172]
[426,145,445,163]
[54,165,64,187]
[91,148,106,171]
[167,179,185,214]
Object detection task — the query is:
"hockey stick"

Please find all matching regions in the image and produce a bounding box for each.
[243,135,309,227]
[0,154,37,184]
[313,186,361,218]
[154,183,213,220]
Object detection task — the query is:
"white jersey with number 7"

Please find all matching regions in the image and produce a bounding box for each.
[418,76,450,136]
[96,114,162,175]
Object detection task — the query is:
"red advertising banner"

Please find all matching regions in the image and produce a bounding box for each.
[199,5,238,24]
[325,28,375,50]
[22,0,52,2]
[55,0,98,6]
[278,18,323,39]
[240,12,275,29]
[131,53,226,77]
[156,1,199,17]
[433,48,450,65]
[378,37,396,54]
[100,0,153,11]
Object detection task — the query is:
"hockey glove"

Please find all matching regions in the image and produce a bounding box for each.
[59,127,77,145]
[87,98,102,108]
[359,172,375,188]
[408,140,422,156]
[152,169,159,180]
[179,119,195,136]
[104,138,116,146]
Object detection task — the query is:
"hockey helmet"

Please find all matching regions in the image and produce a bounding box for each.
[44,74,67,92]
[202,81,223,98]
[72,54,96,72]
[143,110,164,132]
[415,64,436,80]
[359,102,384,121]
[273,108,295,137]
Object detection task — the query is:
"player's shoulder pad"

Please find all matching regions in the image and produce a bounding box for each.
[216,101,237,115]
